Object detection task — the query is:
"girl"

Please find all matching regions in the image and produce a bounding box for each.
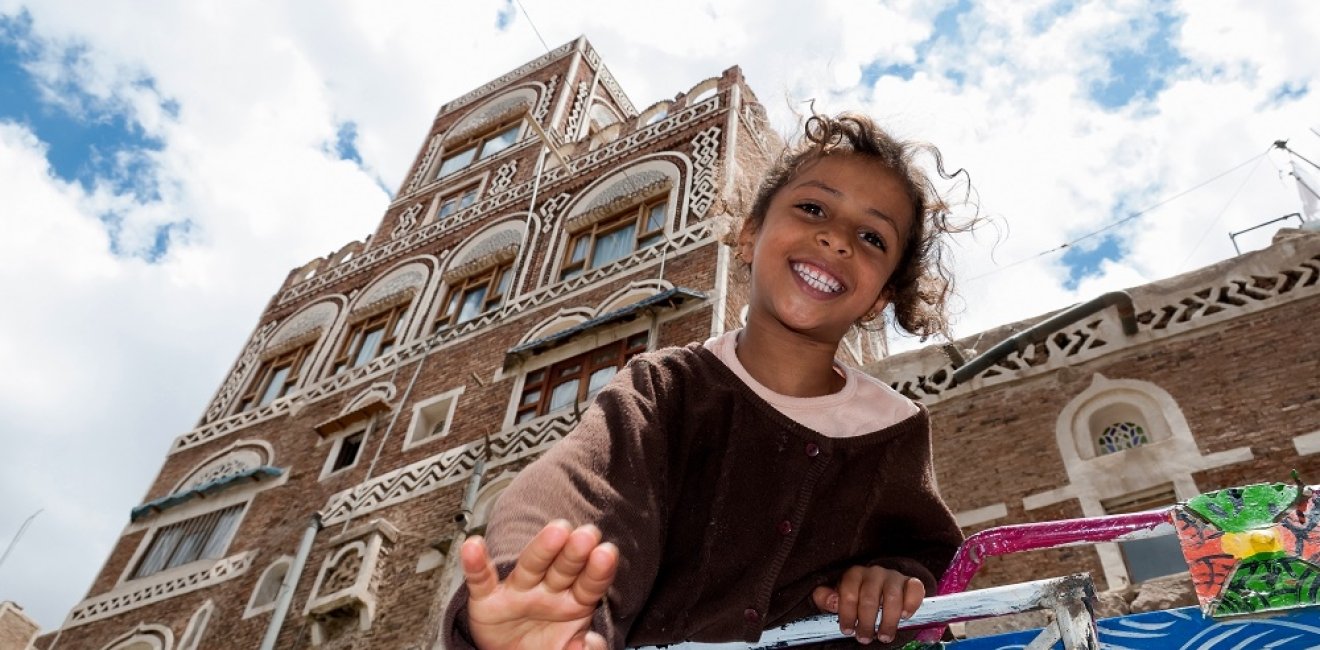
[444,113,969,650]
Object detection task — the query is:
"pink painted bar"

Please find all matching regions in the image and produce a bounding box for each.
[913,509,1173,644]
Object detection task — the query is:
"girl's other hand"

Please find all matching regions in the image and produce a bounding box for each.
[462,520,619,650]
[811,565,924,645]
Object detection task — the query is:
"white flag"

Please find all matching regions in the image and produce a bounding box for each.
[1293,160,1320,222]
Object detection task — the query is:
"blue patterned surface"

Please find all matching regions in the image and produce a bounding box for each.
[950,605,1320,649]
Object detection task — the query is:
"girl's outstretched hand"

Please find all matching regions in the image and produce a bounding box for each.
[462,520,619,650]
[811,565,925,645]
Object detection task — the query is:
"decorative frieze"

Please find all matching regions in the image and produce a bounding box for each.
[284,95,723,307]
[564,81,590,140]
[390,203,424,240]
[534,75,558,123]
[490,159,518,195]
[689,126,722,218]
[321,412,581,525]
[64,552,255,628]
[304,520,398,646]
[204,321,277,424]
[887,251,1320,405]
[404,134,441,197]
[174,222,717,455]
[436,41,574,116]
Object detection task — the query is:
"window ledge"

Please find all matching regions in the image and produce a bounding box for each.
[65,551,256,629]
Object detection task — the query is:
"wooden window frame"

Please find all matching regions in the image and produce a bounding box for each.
[435,119,524,179]
[514,332,649,423]
[560,196,667,281]
[235,343,314,413]
[435,262,514,332]
[435,184,481,221]
[331,303,409,376]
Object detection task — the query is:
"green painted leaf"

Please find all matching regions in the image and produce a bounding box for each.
[1186,483,1296,532]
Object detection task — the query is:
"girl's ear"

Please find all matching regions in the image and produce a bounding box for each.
[735,224,756,264]
[866,289,893,321]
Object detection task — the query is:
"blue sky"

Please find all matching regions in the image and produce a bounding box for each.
[0,0,1317,634]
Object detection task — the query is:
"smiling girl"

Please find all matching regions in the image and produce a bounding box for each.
[444,113,971,650]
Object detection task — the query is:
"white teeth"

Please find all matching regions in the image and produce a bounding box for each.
[792,263,843,293]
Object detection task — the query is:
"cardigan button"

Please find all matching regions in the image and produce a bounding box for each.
[778,520,793,535]
[744,608,760,624]
[805,442,820,457]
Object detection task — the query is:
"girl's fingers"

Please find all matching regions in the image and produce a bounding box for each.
[460,537,499,600]
[544,525,602,592]
[567,630,609,650]
[901,577,925,620]
[875,576,906,643]
[810,585,839,613]
[507,520,573,591]
[854,570,883,643]
[836,568,863,637]
[571,542,619,607]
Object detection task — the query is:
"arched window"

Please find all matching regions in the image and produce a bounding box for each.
[514,331,649,423]
[560,196,667,280]
[244,556,293,618]
[435,88,537,179]
[435,222,524,332]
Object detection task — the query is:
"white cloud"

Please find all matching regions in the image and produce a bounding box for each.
[0,0,1317,632]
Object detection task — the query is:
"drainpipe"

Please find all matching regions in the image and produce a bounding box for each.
[951,291,1139,387]
[260,513,322,650]
[456,454,488,533]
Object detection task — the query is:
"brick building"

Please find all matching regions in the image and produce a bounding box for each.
[33,38,868,649]
[872,227,1320,600]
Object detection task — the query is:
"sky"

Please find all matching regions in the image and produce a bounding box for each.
[1,0,1318,632]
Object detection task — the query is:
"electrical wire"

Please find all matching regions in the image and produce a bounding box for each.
[1177,152,1268,268]
[514,0,551,53]
[964,147,1273,283]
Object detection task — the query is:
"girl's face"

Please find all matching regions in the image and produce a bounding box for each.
[737,154,914,343]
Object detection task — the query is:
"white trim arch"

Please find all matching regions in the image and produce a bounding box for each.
[598,279,675,313]
[638,101,671,126]
[244,555,294,619]
[441,86,539,147]
[178,599,214,650]
[542,157,685,285]
[588,101,622,130]
[101,623,174,650]
[684,77,720,106]
[170,440,275,494]
[470,472,517,534]
[334,257,435,348]
[424,217,531,331]
[519,307,595,346]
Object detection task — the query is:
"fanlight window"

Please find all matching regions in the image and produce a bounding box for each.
[436,120,522,178]
[1097,421,1149,455]
[561,198,667,280]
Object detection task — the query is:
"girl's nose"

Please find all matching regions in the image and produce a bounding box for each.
[817,231,851,256]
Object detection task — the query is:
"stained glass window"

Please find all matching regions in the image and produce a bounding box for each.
[1097,421,1149,455]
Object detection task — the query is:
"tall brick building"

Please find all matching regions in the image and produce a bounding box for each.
[34,38,863,649]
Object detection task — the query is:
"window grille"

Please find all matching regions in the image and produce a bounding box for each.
[132,504,243,579]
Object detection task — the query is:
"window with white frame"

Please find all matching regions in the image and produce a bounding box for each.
[435,184,480,220]
[435,261,514,332]
[560,197,667,281]
[331,303,409,375]
[236,342,314,413]
[436,119,523,178]
[244,556,292,618]
[1089,402,1154,457]
[406,388,463,448]
[321,422,369,479]
[514,332,649,424]
[130,504,244,579]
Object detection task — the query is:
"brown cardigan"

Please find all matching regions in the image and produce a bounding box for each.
[443,344,963,648]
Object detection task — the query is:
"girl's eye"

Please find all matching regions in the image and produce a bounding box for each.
[861,231,888,251]
[796,202,825,218]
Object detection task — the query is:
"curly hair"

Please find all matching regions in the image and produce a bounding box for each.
[737,112,974,341]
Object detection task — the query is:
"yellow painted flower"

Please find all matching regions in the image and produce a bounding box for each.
[1221,528,1284,559]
